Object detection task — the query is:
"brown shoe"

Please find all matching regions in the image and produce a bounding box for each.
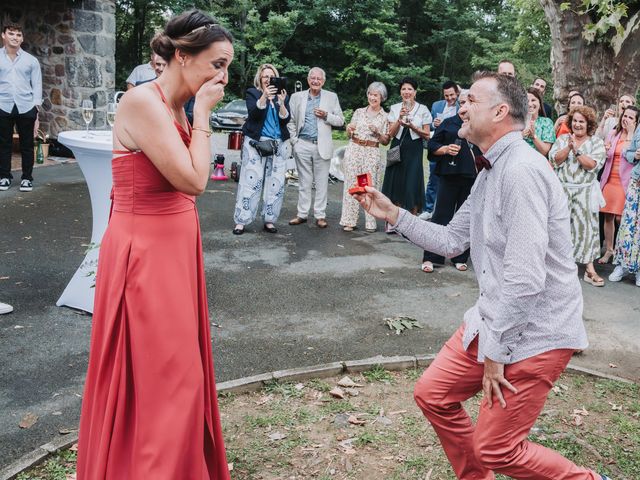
[289,216,307,225]
[316,218,328,228]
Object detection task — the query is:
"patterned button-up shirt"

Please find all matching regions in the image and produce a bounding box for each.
[392,130,588,364]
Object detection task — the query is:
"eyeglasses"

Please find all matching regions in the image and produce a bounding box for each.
[187,23,218,35]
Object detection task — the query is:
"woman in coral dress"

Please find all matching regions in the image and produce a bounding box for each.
[598,106,638,264]
[76,11,233,479]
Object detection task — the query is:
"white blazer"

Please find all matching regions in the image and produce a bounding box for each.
[288,89,344,159]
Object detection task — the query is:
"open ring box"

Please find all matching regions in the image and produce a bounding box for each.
[348,172,372,195]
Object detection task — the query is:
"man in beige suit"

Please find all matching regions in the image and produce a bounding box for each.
[288,67,344,228]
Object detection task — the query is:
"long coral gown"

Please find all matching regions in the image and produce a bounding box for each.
[77,83,229,479]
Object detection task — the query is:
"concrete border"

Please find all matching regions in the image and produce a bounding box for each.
[0,356,633,480]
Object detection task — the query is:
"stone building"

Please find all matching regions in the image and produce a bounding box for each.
[1,0,116,137]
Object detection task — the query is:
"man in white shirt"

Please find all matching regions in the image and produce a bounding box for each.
[125,52,158,89]
[0,23,42,192]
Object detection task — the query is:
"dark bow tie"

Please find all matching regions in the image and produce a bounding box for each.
[475,155,492,171]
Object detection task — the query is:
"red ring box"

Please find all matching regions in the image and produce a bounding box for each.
[348,173,372,195]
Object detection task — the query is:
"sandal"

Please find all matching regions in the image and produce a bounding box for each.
[455,263,468,271]
[343,226,355,232]
[421,261,434,273]
[583,271,605,287]
[365,227,376,233]
[597,250,614,264]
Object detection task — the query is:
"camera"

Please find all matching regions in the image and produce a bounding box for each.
[268,76,288,92]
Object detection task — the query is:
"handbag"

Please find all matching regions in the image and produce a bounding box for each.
[386,125,409,167]
[249,139,279,157]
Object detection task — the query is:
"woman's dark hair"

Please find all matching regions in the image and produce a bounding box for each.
[615,105,639,135]
[526,87,546,118]
[566,93,585,110]
[567,105,597,136]
[151,10,233,63]
[398,77,418,92]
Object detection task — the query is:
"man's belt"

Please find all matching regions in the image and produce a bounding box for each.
[351,135,379,148]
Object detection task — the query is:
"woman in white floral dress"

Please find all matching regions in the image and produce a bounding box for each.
[549,105,607,286]
[340,82,390,232]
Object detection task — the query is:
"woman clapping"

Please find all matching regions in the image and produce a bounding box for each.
[549,106,607,286]
[340,82,390,232]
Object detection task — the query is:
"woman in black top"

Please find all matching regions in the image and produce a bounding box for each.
[422,91,480,272]
[232,63,290,234]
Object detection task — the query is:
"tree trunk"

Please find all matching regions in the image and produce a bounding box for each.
[539,0,640,115]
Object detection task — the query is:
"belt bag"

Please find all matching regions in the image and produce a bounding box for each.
[250,139,279,157]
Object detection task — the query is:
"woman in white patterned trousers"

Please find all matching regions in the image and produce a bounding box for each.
[233,137,287,227]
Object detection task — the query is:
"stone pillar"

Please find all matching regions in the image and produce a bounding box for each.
[1,0,116,137]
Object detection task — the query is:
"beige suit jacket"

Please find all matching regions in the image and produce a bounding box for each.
[287,89,344,159]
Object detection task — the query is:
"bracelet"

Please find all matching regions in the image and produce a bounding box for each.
[192,127,212,137]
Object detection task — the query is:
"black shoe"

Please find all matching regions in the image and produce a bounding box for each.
[232,227,244,235]
[263,224,278,233]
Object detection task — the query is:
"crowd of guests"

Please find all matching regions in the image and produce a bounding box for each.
[230,58,639,289]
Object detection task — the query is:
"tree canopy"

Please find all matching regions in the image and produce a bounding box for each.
[115,0,638,111]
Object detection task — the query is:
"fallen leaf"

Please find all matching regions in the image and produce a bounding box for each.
[227,463,233,472]
[14,325,24,329]
[329,387,345,399]
[344,388,359,397]
[608,402,622,411]
[255,395,273,406]
[572,414,583,426]
[379,269,386,274]
[69,443,78,452]
[337,376,363,388]
[609,363,618,368]
[389,410,407,415]
[294,383,305,391]
[347,415,366,425]
[19,412,38,429]
[573,407,589,416]
[424,468,433,480]
[268,431,287,441]
[0,276,9,280]
[65,474,76,480]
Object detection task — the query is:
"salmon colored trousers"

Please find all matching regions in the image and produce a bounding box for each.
[414,325,600,480]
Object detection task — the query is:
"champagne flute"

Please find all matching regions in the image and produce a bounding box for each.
[82,99,94,137]
[449,139,462,166]
[402,99,411,123]
[106,103,116,130]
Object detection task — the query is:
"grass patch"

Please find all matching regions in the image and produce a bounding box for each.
[16,371,640,480]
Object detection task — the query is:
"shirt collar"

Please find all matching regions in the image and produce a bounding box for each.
[483,130,523,167]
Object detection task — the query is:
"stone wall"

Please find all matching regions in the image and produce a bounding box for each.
[1,0,115,137]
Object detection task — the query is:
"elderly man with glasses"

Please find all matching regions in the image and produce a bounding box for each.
[287,67,344,228]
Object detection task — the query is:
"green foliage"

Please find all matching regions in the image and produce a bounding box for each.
[115,0,554,107]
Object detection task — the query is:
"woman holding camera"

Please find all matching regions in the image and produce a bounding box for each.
[232,63,290,234]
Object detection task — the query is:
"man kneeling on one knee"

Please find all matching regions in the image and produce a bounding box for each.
[353,72,607,480]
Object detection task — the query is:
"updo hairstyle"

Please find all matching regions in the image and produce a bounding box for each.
[151,10,233,63]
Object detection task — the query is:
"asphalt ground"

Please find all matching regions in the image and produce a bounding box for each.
[1,157,639,468]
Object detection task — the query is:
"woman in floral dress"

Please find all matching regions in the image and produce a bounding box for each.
[340,82,390,232]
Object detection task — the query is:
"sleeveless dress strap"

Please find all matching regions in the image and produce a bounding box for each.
[152,82,191,139]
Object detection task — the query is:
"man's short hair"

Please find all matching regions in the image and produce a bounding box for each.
[2,22,22,34]
[474,71,528,127]
[442,80,458,92]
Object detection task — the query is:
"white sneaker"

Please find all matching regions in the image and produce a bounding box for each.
[19,179,33,192]
[0,302,13,314]
[419,211,433,221]
[636,272,640,287]
[608,265,626,282]
[0,178,10,191]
